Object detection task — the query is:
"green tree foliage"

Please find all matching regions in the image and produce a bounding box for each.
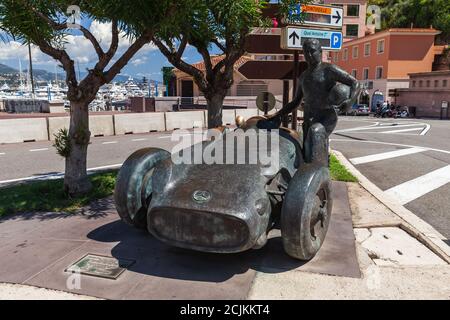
[153,0,270,128]
[162,66,174,85]
[369,0,450,42]
[53,128,71,158]
[0,0,185,196]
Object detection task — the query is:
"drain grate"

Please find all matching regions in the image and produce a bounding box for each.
[65,254,135,280]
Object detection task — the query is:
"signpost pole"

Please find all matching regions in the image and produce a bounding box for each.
[282,80,290,127]
[263,91,269,115]
[292,50,299,131]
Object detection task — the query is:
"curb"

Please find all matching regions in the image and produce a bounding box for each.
[332,150,450,264]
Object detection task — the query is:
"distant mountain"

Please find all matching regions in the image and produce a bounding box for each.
[0,63,158,84]
[0,63,17,74]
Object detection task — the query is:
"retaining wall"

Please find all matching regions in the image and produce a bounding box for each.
[0,118,48,144]
[165,111,205,131]
[114,113,166,135]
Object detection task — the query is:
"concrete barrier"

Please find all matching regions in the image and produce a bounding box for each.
[155,97,179,112]
[235,108,259,120]
[0,118,48,144]
[165,111,205,131]
[203,109,236,126]
[223,109,236,126]
[48,117,69,140]
[90,115,115,137]
[48,115,114,140]
[114,113,166,135]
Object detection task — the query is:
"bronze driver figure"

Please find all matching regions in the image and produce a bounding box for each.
[270,38,361,140]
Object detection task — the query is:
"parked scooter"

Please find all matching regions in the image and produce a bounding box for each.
[394,106,410,118]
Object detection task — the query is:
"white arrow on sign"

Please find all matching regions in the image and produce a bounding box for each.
[282,27,343,51]
[288,30,301,47]
[331,8,343,27]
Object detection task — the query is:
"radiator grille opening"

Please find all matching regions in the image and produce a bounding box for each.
[150,208,249,250]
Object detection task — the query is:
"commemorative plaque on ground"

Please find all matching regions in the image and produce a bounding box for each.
[65,254,135,280]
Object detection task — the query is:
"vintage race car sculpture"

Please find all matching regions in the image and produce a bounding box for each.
[114,117,333,261]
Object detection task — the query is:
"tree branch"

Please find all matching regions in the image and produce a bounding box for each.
[212,38,226,52]
[197,46,213,81]
[176,36,188,60]
[102,30,154,84]
[32,5,104,60]
[79,25,104,59]
[95,20,119,71]
[33,38,78,93]
[153,37,208,91]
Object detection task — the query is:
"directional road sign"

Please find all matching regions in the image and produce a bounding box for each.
[288,4,343,29]
[281,27,343,51]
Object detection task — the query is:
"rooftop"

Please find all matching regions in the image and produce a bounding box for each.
[409,70,450,77]
[174,55,252,75]
[341,28,442,46]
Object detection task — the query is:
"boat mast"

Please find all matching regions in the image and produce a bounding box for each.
[28,42,35,97]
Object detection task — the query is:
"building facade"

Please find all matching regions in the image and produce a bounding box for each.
[323,0,369,41]
[173,55,287,99]
[396,71,450,118]
[331,28,444,107]
[173,1,372,101]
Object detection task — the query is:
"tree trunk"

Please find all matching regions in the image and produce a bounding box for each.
[64,100,92,196]
[206,92,226,129]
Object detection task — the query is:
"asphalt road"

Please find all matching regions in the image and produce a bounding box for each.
[330,116,450,240]
[1,116,449,241]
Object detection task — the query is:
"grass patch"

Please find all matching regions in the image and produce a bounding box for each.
[0,171,118,217]
[330,154,358,183]
[0,157,356,217]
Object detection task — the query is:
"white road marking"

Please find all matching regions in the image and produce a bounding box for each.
[158,133,197,140]
[0,163,124,186]
[132,138,147,142]
[379,127,424,134]
[0,153,5,156]
[350,147,428,165]
[330,139,450,155]
[29,148,49,152]
[421,124,431,136]
[87,164,123,171]
[102,141,118,145]
[335,123,424,134]
[0,173,65,185]
[385,165,450,205]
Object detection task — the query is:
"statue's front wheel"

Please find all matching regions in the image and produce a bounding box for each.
[114,148,170,229]
[281,164,332,260]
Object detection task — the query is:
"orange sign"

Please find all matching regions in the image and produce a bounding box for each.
[301,5,332,15]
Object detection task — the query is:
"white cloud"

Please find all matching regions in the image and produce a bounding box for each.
[0,21,157,69]
[0,40,50,65]
[131,56,149,66]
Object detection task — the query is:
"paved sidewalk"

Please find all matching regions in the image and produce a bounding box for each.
[1,181,448,299]
[249,183,450,300]
[0,182,358,300]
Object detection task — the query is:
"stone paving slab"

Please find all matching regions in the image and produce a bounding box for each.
[0,182,360,299]
[255,182,361,278]
[354,227,447,266]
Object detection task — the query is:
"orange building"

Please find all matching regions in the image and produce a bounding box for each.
[323,0,371,41]
[331,28,444,107]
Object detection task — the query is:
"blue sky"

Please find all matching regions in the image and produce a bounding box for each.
[0,2,283,82]
[0,17,219,83]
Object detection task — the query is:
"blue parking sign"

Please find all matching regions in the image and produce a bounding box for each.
[330,32,342,50]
